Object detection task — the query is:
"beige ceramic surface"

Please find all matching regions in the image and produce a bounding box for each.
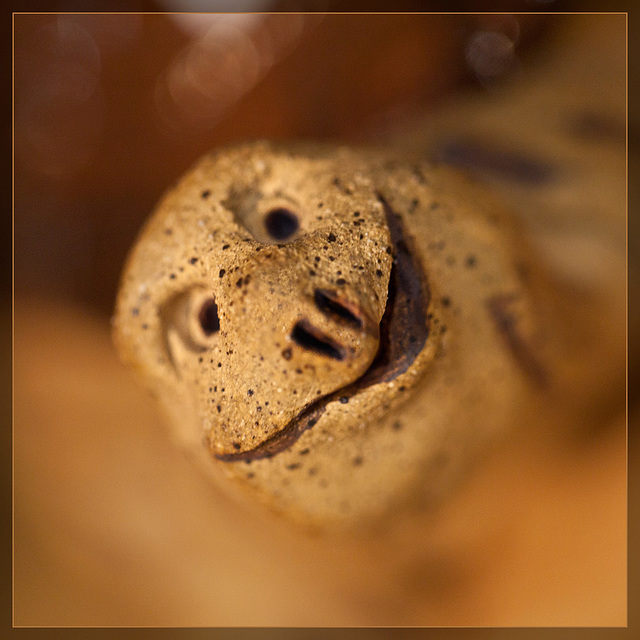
[112,137,622,529]
[112,14,626,530]
[14,13,628,626]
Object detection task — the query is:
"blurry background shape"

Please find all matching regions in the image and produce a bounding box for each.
[154,13,314,136]
[13,8,551,317]
[13,8,629,627]
[14,16,105,179]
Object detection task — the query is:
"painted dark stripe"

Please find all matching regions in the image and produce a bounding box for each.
[432,138,557,185]
[487,294,548,387]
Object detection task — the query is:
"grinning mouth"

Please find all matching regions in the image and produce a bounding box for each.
[214,195,430,462]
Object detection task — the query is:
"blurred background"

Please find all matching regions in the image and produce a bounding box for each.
[13,4,560,318]
[11,4,632,629]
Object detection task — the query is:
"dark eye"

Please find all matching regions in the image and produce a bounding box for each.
[264,208,299,240]
[198,298,220,335]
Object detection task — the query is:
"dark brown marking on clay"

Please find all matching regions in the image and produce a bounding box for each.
[353,193,429,386]
[432,138,556,185]
[566,111,626,144]
[214,402,327,462]
[487,294,548,387]
[291,320,346,361]
[214,194,430,463]
[314,289,365,328]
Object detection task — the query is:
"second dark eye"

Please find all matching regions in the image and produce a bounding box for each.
[264,208,299,240]
[198,298,220,336]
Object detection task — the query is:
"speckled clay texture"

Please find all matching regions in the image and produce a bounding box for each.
[113,141,560,527]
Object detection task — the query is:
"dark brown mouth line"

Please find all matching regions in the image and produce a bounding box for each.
[214,194,430,463]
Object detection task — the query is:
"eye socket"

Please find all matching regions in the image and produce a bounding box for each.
[161,288,220,356]
[198,298,220,336]
[264,208,299,240]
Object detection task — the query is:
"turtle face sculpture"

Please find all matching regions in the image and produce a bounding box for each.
[113,141,547,526]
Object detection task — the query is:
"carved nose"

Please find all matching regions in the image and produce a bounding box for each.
[290,287,378,361]
[204,260,385,458]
